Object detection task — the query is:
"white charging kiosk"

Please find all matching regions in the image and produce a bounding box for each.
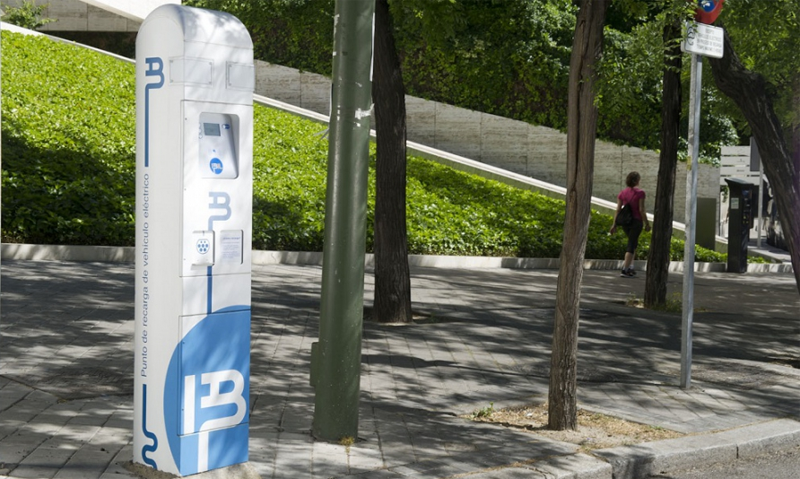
[134,5,254,475]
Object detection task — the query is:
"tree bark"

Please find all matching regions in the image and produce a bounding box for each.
[794,75,800,176]
[645,18,682,307]
[548,0,608,431]
[708,28,800,295]
[372,0,412,323]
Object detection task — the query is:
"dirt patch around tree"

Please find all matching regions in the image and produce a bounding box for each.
[466,403,683,451]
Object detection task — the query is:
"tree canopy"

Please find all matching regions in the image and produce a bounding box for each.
[187,0,800,162]
[714,0,800,144]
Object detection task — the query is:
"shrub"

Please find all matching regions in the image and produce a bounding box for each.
[1,32,136,246]
[2,0,55,30]
[1,30,726,263]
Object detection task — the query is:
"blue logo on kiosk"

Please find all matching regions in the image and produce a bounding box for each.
[196,239,210,255]
[209,158,224,175]
[164,308,250,475]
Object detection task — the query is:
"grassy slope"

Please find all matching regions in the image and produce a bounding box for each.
[0,31,724,262]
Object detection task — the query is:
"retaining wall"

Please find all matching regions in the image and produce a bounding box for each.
[0,0,177,32]
[256,61,720,215]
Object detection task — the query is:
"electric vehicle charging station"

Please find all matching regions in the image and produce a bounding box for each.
[134,5,254,475]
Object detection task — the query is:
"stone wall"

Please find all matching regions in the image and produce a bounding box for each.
[256,61,720,214]
[1,0,177,32]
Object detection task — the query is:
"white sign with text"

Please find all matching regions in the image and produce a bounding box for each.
[682,22,724,59]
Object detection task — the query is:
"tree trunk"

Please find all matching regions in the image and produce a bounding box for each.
[793,74,800,205]
[372,0,412,323]
[708,28,800,295]
[548,0,608,431]
[645,18,682,307]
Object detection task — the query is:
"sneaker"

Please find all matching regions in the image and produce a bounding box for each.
[620,268,635,278]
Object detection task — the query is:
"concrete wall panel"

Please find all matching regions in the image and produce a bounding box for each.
[527,125,566,186]
[405,96,436,146]
[256,63,301,105]
[87,4,126,31]
[434,103,481,160]
[0,0,179,32]
[481,113,528,175]
[299,73,330,116]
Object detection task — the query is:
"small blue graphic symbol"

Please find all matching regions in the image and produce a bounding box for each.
[222,124,231,130]
[209,158,224,175]
[699,0,716,12]
[196,239,210,255]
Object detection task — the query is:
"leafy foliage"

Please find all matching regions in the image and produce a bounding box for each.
[1,32,136,245]
[1,30,724,263]
[391,0,576,130]
[251,104,724,262]
[1,0,55,30]
[715,0,800,141]
[186,0,746,157]
[184,0,335,75]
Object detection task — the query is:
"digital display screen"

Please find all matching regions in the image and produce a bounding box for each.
[203,123,221,136]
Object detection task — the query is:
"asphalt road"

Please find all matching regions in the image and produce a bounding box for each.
[649,446,800,478]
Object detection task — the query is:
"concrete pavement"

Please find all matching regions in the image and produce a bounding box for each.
[1,257,798,478]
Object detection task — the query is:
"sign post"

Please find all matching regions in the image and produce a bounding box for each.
[678,1,724,389]
[750,138,764,248]
[680,51,702,389]
[134,5,255,475]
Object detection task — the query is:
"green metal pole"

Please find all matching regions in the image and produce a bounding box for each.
[311,0,374,442]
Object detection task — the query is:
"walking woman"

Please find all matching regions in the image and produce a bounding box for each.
[610,171,650,277]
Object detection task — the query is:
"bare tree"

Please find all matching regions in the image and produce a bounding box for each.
[372,0,412,323]
[548,0,608,431]
[645,15,683,307]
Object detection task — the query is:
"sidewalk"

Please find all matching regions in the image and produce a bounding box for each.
[1,259,798,478]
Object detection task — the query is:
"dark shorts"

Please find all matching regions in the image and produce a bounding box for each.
[622,219,644,254]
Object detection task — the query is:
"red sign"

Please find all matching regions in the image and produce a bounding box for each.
[695,0,724,24]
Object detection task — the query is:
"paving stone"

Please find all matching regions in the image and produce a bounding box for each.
[464,467,547,479]
[9,464,58,479]
[2,260,799,479]
[17,445,76,469]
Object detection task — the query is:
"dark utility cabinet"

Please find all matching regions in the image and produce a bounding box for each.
[725,178,754,273]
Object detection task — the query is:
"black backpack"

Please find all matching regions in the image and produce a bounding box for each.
[615,203,633,227]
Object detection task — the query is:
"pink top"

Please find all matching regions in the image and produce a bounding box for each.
[618,187,646,221]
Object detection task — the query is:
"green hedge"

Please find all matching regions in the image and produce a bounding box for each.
[1,32,136,245]
[1,31,725,263]
[249,106,724,262]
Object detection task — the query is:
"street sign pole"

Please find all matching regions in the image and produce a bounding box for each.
[752,137,764,248]
[757,163,764,248]
[679,12,723,390]
[681,52,703,389]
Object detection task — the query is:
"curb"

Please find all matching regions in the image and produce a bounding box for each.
[1,243,793,273]
[435,419,800,479]
[337,420,800,479]
[530,453,611,479]
[592,419,800,479]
